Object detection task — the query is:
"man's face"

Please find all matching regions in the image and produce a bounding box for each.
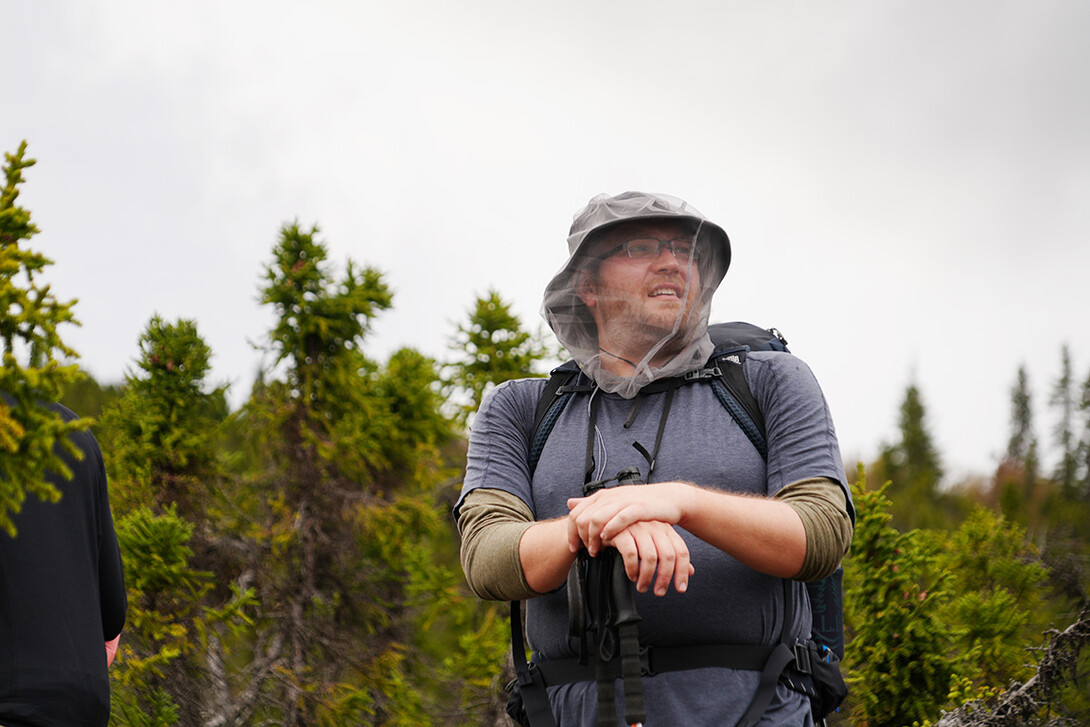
[577,220,704,355]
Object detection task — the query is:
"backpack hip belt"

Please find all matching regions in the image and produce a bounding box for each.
[533,641,784,685]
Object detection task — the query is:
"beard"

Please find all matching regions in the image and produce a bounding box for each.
[596,289,704,364]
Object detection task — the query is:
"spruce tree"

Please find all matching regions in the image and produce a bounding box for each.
[879,382,946,529]
[104,316,226,517]
[1051,345,1078,497]
[447,288,550,426]
[1078,369,1090,499]
[101,317,244,727]
[0,142,87,536]
[844,466,954,726]
[246,221,467,725]
[845,466,1050,726]
[1007,365,1038,478]
[998,365,1040,521]
[255,221,393,725]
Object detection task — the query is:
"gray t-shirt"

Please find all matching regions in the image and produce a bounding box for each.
[457,351,848,726]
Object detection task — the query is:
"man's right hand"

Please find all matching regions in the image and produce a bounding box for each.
[105,635,120,667]
[606,520,694,597]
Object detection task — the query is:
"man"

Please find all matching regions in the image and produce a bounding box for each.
[0,401,127,727]
[456,192,852,725]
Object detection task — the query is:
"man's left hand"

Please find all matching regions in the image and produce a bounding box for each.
[566,481,690,555]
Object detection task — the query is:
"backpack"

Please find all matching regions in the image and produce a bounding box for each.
[504,322,848,727]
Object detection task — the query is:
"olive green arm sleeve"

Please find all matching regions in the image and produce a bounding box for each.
[774,477,854,582]
[456,489,542,601]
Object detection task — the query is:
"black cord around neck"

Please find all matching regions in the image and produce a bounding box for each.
[598,347,639,368]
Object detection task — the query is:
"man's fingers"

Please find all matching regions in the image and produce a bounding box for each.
[566,513,583,553]
[666,528,692,594]
[610,530,640,582]
[568,496,629,556]
[646,527,678,596]
[628,525,659,592]
[604,522,692,597]
[566,497,600,553]
[608,524,658,593]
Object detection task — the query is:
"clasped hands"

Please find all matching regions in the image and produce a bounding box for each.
[566,481,694,598]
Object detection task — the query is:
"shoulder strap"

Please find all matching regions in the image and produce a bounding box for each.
[706,348,768,461]
[735,579,798,727]
[530,322,786,472]
[529,362,592,476]
[509,601,558,727]
[532,346,772,471]
[531,362,579,433]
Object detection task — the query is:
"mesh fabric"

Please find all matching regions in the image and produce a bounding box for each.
[541,191,731,398]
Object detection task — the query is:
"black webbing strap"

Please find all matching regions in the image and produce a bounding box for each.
[708,349,769,461]
[510,601,558,727]
[584,392,601,486]
[736,643,797,727]
[712,348,766,438]
[529,364,593,477]
[631,387,675,479]
[595,650,615,727]
[531,363,579,435]
[535,642,777,685]
[735,579,798,727]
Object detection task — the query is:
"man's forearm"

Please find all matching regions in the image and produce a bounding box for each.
[462,478,845,602]
[519,518,577,593]
[677,485,807,578]
[568,481,808,580]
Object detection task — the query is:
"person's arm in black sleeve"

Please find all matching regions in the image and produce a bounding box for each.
[90,433,126,640]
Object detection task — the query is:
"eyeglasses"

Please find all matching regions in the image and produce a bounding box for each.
[601,238,699,263]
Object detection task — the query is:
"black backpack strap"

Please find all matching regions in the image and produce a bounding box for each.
[532,362,579,434]
[707,348,768,461]
[509,600,558,727]
[736,579,798,727]
[535,643,778,684]
[529,363,593,476]
[531,339,772,472]
[535,579,807,727]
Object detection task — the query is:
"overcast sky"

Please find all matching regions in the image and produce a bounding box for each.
[5,1,1088,483]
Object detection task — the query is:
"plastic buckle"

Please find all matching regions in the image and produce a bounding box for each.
[684,367,716,382]
[639,646,655,676]
[793,642,812,675]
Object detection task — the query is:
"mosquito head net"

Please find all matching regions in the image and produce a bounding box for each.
[542,191,731,398]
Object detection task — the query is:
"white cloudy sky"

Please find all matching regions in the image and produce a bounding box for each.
[5,1,1088,482]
